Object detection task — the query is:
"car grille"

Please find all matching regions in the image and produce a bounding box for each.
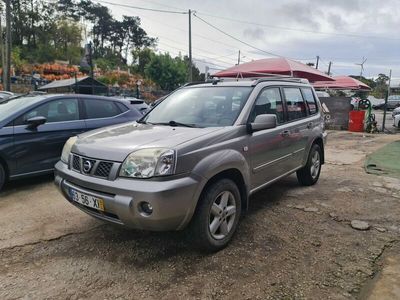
[71,154,116,180]
[72,155,81,170]
[94,161,114,177]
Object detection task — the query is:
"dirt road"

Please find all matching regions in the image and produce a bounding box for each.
[1,131,399,299]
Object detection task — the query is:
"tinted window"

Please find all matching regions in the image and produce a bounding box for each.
[250,88,284,123]
[84,100,122,119]
[16,98,79,125]
[302,88,318,115]
[116,102,130,113]
[283,88,307,121]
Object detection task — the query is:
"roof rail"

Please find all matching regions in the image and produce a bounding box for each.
[183,79,217,87]
[253,77,309,85]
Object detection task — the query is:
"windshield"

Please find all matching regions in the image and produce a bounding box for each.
[0,95,48,121]
[143,86,253,127]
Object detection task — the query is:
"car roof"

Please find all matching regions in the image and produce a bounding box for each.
[182,77,312,88]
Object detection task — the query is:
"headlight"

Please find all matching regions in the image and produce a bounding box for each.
[61,136,77,164]
[119,148,176,178]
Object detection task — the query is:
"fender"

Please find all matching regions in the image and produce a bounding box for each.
[177,149,251,229]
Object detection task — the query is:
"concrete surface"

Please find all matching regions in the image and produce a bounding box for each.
[0,130,399,299]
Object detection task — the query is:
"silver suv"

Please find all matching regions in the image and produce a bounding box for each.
[55,78,327,251]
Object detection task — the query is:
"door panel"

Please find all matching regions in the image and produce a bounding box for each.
[248,87,293,189]
[13,98,86,175]
[281,87,310,169]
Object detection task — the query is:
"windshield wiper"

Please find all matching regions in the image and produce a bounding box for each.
[168,120,196,128]
[148,121,197,128]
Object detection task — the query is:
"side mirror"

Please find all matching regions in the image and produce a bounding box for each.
[249,114,277,133]
[26,116,47,129]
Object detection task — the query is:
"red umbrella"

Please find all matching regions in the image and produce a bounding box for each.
[213,57,334,82]
[313,76,371,91]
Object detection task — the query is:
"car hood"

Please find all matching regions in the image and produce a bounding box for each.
[73,122,223,161]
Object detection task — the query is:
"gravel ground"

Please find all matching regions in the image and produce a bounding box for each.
[0,131,399,299]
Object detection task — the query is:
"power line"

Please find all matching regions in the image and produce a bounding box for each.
[94,0,187,14]
[157,41,233,67]
[136,13,245,54]
[193,13,283,58]
[156,47,230,70]
[195,12,400,41]
[150,32,238,64]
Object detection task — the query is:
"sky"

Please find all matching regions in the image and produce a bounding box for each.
[95,0,400,80]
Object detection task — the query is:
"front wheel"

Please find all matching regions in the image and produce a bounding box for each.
[297,144,322,186]
[189,179,241,252]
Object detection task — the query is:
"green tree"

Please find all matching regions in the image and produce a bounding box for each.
[54,19,82,64]
[132,48,154,75]
[145,53,187,90]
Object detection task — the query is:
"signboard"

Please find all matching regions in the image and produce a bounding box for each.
[319,97,352,130]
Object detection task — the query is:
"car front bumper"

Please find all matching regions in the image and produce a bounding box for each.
[54,161,204,231]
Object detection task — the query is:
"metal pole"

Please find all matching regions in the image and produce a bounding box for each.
[0,12,5,87]
[88,42,94,95]
[237,50,241,65]
[188,9,192,82]
[4,0,11,91]
[316,56,319,69]
[327,62,332,76]
[382,69,392,133]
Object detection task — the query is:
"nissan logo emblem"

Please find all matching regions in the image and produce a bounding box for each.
[83,160,92,173]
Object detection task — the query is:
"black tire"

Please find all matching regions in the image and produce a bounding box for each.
[297,144,322,186]
[0,163,5,192]
[189,179,241,252]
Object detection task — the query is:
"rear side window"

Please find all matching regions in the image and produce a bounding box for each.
[116,102,130,113]
[302,88,318,115]
[84,100,122,119]
[283,88,307,121]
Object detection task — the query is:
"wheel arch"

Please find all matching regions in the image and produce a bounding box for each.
[312,137,325,164]
[199,168,249,212]
[0,154,9,181]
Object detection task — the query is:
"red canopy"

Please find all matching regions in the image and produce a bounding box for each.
[213,57,334,82]
[313,76,371,91]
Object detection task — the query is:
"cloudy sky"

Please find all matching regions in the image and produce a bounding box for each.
[97,0,400,79]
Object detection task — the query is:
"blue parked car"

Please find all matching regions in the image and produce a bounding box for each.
[0,94,142,190]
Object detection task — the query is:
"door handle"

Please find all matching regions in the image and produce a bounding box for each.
[307,122,313,129]
[281,130,290,137]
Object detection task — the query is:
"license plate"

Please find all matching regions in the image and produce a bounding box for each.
[70,189,105,211]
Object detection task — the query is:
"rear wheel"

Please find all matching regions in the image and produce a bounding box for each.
[190,179,241,252]
[297,144,322,186]
[0,163,6,191]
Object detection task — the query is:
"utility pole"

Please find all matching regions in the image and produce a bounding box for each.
[315,56,319,69]
[327,61,332,76]
[4,0,11,91]
[188,9,193,82]
[382,69,392,133]
[237,50,241,65]
[0,11,5,87]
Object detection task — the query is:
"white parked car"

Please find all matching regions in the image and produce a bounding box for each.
[392,107,400,119]
[394,114,400,128]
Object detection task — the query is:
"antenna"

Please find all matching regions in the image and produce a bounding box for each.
[355,57,367,79]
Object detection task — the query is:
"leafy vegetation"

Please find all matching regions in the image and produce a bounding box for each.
[4,0,204,91]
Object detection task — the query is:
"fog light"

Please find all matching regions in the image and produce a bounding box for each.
[139,201,153,215]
